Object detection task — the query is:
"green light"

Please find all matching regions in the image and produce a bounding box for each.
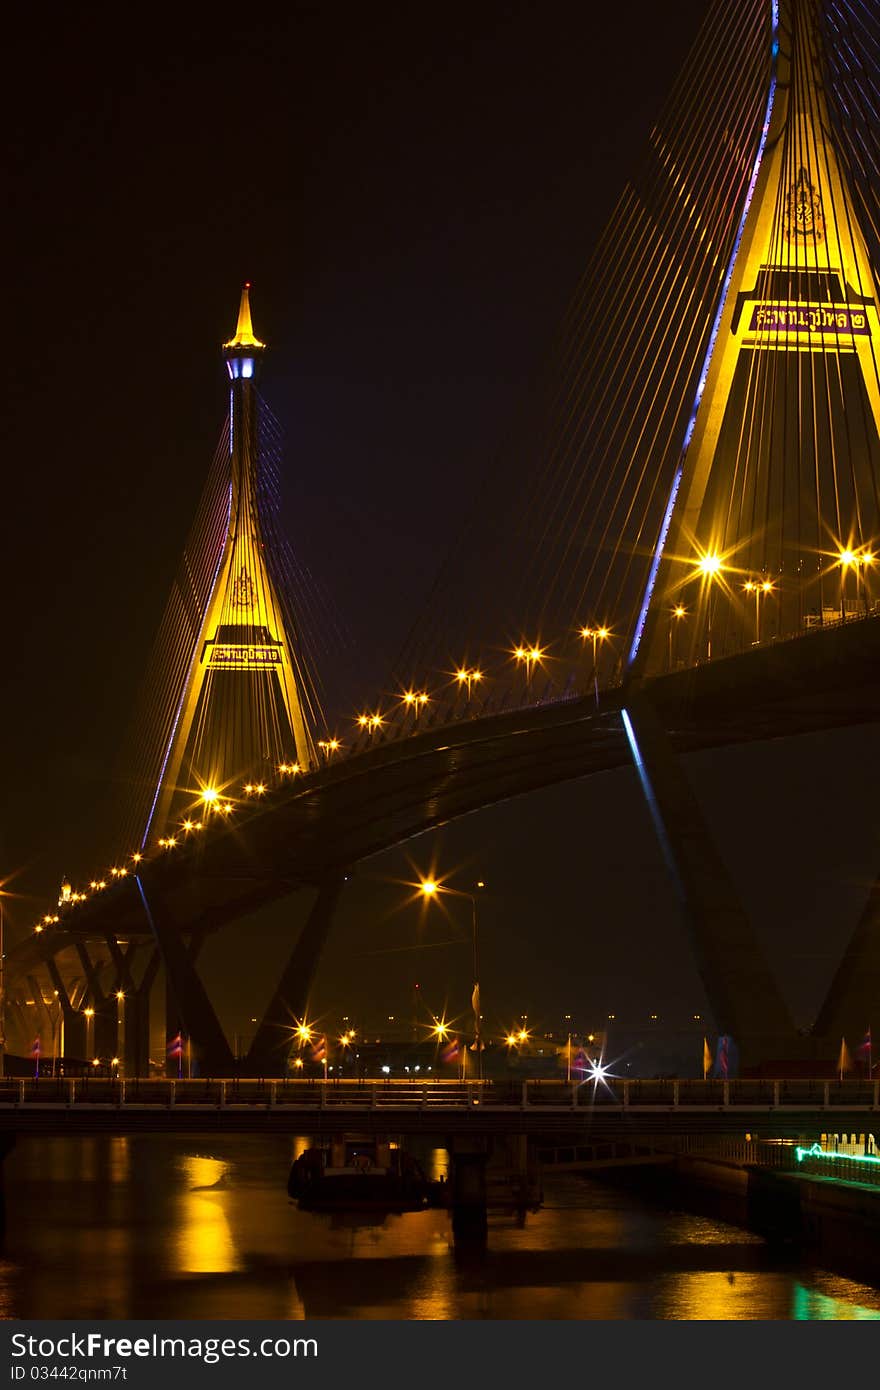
[795,1142,880,1166]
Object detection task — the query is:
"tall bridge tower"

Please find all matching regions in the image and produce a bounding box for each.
[148,286,316,841]
[622,0,880,1059]
[634,0,880,674]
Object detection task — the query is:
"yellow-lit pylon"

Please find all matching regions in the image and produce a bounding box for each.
[637,1,880,674]
[149,286,315,839]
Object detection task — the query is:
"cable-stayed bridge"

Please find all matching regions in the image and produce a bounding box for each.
[7,0,880,1077]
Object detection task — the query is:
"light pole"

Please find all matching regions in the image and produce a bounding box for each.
[696,553,723,659]
[861,551,875,614]
[419,877,485,1080]
[513,645,544,695]
[838,549,857,622]
[455,667,483,703]
[402,691,430,723]
[579,626,610,704]
[84,1006,95,1067]
[116,991,125,1078]
[744,578,773,644]
[668,606,686,670]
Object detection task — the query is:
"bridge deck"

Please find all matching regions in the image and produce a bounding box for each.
[1,1077,876,1137]
[13,612,880,966]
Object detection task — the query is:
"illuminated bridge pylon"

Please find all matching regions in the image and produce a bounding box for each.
[145,285,318,844]
[633,0,880,675]
[622,0,880,1056]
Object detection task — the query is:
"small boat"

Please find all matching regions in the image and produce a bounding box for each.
[288,1134,446,1211]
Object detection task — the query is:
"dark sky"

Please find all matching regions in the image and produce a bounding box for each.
[4,1,877,1046]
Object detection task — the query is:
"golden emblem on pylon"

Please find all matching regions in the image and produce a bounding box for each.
[231,566,255,609]
[784,167,825,242]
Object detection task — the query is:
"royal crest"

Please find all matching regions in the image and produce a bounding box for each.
[784,167,825,242]
[231,566,255,609]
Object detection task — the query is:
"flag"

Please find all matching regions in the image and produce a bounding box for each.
[310,1036,327,1062]
[855,1027,872,1058]
[471,984,480,1018]
[166,1032,183,1059]
[702,1037,712,1080]
[714,1034,730,1080]
[440,1036,460,1064]
[32,1036,41,1078]
[837,1037,853,1079]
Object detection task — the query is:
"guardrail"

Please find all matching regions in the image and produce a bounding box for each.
[793,1142,880,1187]
[0,1076,877,1111]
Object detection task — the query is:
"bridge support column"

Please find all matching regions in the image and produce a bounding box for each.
[245,877,345,1077]
[104,937,159,1078]
[161,930,206,1078]
[135,878,234,1077]
[812,868,880,1048]
[447,1137,488,1245]
[621,693,796,1065]
[44,959,86,1063]
[74,942,119,1062]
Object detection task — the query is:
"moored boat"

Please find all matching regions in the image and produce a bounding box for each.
[288,1134,446,1210]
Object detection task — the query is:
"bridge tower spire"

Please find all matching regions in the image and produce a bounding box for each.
[148,284,316,841]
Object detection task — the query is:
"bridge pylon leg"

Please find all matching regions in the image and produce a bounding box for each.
[812,870,880,1047]
[135,879,234,1077]
[245,876,345,1077]
[622,692,796,1065]
[44,958,87,1062]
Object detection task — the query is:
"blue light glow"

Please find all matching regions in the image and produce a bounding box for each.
[226,357,254,380]
[627,0,780,668]
[621,708,680,884]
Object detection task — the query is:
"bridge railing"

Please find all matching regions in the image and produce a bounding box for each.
[672,1136,798,1168]
[792,1142,880,1187]
[0,1075,877,1110]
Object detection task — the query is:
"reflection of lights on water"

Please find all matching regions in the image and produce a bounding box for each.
[175,1155,239,1274]
[661,1270,773,1320]
[428,1147,448,1183]
[108,1136,130,1184]
[792,1281,880,1321]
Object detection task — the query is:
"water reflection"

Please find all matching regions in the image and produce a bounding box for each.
[174,1155,239,1275]
[1,1138,878,1320]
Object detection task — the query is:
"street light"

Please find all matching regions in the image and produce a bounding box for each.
[579,626,610,705]
[454,667,483,701]
[838,546,874,618]
[837,548,858,621]
[116,991,125,1078]
[419,877,485,1080]
[512,644,545,693]
[695,552,724,659]
[668,606,687,670]
[744,578,774,644]
[402,690,430,721]
[83,1006,95,1066]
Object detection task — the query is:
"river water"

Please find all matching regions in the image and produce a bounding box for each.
[1,1136,878,1320]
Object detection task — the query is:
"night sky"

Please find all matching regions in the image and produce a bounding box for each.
[4,2,878,1046]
